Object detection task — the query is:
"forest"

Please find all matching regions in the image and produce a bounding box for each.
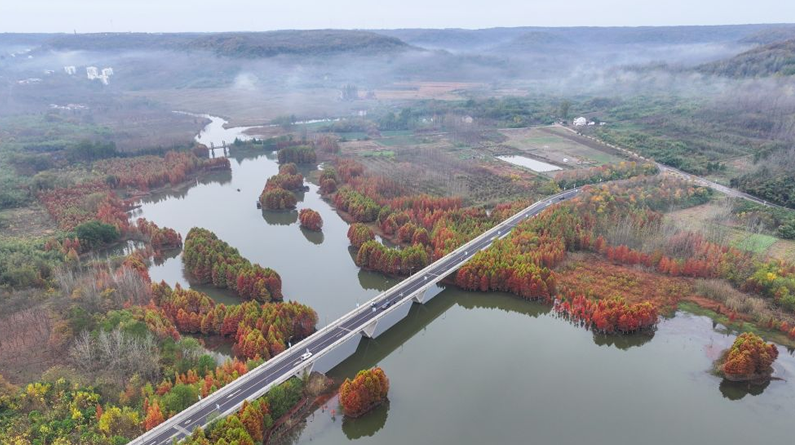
[0,224,318,444]
[183,228,283,302]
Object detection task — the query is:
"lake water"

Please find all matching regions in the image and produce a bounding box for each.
[134,148,399,322]
[498,155,562,172]
[135,116,795,444]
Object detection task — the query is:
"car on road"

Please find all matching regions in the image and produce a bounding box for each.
[380,301,392,310]
[300,350,312,361]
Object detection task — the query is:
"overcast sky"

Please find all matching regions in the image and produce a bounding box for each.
[2,0,794,33]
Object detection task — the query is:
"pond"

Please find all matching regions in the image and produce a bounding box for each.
[497,155,562,172]
[135,116,795,444]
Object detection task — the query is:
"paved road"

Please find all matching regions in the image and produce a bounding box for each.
[133,189,580,445]
[554,124,788,211]
[655,164,787,210]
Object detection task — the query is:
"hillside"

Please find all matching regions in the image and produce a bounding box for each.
[185,30,414,57]
[699,38,795,77]
[738,26,795,45]
[492,31,572,54]
[378,24,784,52]
[42,30,414,58]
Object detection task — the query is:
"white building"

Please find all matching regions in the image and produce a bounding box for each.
[63,66,76,75]
[573,117,587,126]
[86,66,113,85]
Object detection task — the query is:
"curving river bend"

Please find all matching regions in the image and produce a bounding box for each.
[133,116,795,445]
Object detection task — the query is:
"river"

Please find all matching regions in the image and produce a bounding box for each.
[134,116,795,445]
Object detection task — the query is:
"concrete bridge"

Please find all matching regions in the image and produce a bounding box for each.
[131,189,580,445]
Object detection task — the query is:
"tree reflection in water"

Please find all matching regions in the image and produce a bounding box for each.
[262,209,299,226]
[719,378,771,401]
[300,226,324,245]
[341,400,390,440]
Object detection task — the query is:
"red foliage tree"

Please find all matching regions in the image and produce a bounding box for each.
[339,367,389,417]
[299,209,323,231]
[721,332,779,380]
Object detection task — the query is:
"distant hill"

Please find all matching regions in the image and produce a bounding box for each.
[375,28,519,51]
[699,39,795,77]
[185,31,414,57]
[378,24,789,52]
[492,31,571,54]
[738,26,795,45]
[42,30,415,58]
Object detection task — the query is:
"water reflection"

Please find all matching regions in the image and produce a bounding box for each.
[357,269,400,292]
[95,239,146,259]
[152,247,180,267]
[341,400,390,440]
[719,379,771,400]
[456,290,551,318]
[300,227,324,245]
[132,169,233,207]
[262,209,299,226]
[591,330,655,350]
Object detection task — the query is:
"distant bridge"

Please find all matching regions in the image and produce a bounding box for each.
[131,189,581,445]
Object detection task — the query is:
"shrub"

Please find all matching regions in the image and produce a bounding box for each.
[73,220,120,248]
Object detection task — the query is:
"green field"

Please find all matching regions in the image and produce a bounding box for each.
[360,150,396,158]
[732,233,778,254]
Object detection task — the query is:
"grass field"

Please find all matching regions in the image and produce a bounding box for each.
[360,150,395,158]
[499,126,624,168]
[376,134,424,146]
[372,81,482,101]
[665,199,795,261]
[731,233,778,254]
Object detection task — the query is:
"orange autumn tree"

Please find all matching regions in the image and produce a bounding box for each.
[299,208,323,231]
[347,223,374,248]
[143,401,165,430]
[720,332,779,380]
[339,367,389,418]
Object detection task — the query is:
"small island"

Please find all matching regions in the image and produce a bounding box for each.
[717,332,779,382]
[339,367,390,418]
[299,208,323,231]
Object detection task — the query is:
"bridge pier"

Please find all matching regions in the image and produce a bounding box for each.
[361,319,378,339]
[311,333,362,374]
[361,298,413,339]
[412,283,444,304]
[293,361,314,379]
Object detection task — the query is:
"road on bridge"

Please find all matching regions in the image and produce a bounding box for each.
[133,189,580,445]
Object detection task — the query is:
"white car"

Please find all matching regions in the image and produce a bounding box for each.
[300,350,312,361]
